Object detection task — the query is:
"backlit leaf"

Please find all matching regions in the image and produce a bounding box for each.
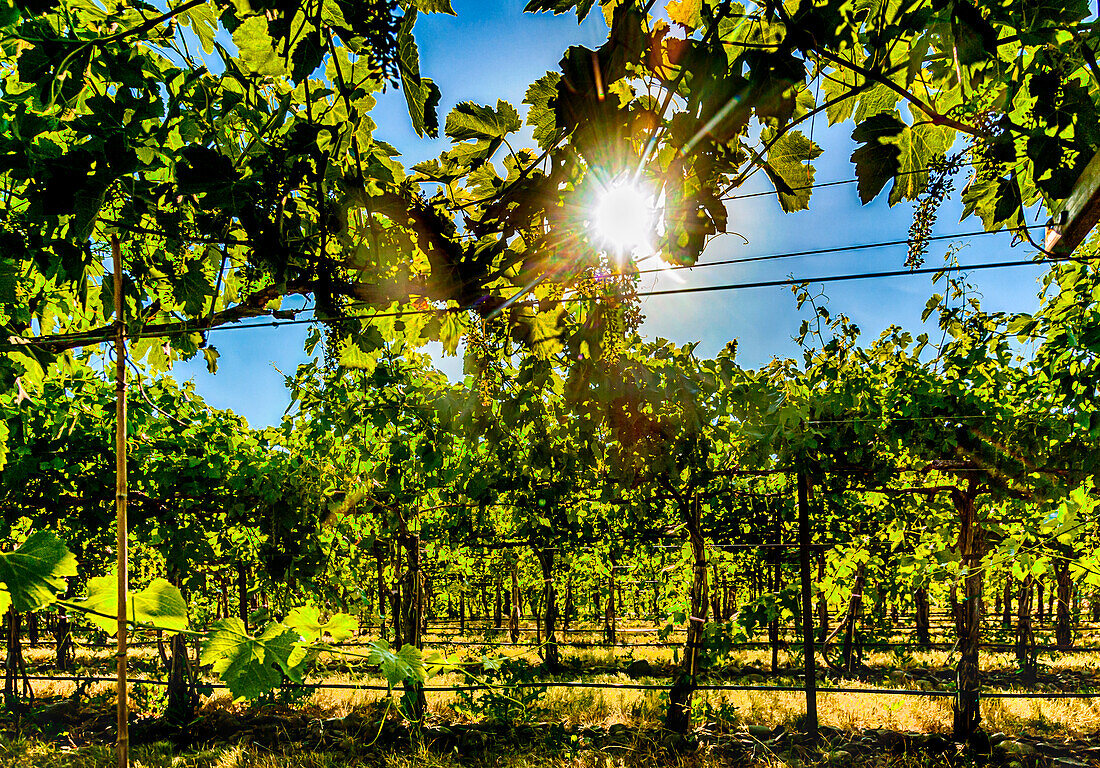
[524,72,561,151]
[762,129,822,212]
[850,114,904,204]
[0,530,77,615]
[885,123,953,204]
[77,576,189,636]
[201,618,301,701]
[232,16,288,77]
[445,100,521,142]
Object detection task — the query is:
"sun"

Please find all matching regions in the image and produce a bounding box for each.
[591,177,657,256]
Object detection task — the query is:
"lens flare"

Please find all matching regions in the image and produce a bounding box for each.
[591,179,656,255]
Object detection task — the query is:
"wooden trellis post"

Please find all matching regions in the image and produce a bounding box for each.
[374,542,386,640]
[112,236,129,768]
[769,515,781,673]
[1045,149,1100,254]
[605,552,617,645]
[398,520,425,721]
[237,563,249,631]
[509,563,520,644]
[797,471,818,742]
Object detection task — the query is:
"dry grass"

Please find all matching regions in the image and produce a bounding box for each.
[188,673,1100,739]
[15,621,1100,745]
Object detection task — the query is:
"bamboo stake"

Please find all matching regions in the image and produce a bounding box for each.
[112,236,129,768]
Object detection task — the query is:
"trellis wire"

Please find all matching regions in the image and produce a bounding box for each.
[23,674,1100,699]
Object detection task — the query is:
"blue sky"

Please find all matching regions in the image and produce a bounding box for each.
[175,1,1049,427]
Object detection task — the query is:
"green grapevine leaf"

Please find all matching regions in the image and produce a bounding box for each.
[202,346,219,374]
[850,114,904,204]
[0,0,20,27]
[510,304,566,358]
[201,618,301,701]
[284,606,357,642]
[0,255,17,304]
[397,10,441,138]
[524,0,597,20]
[409,0,456,12]
[76,577,189,636]
[820,60,861,125]
[667,0,702,29]
[232,16,288,77]
[961,172,1023,230]
[762,130,822,212]
[523,72,561,151]
[178,2,220,55]
[885,123,953,204]
[852,84,901,124]
[445,100,521,142]
[0,531,77,615]
[366,640,427,688]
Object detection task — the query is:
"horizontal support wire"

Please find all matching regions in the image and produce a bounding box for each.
[27,632,1100,652]
[23,674,1098,698]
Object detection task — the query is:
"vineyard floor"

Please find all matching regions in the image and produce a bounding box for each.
[8,621,1100,766]
[4,717,1100,768]
[0,735,1038,768]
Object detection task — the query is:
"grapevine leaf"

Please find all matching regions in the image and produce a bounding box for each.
[77,577,189,636]
[443,139,497,170]
[509,304,566,358]
[397,11,440,138]
[667,0,702,28]
[366,640,427,688]
[820,59,862,125]
[201,618,301,701]
[961,173,1023,230]
[0,0,19,27]
[284,606,357,643]
[336,336,380,373]
[852,84,901,124]
[524,0,575,11]
[850,114,904,204]
[176,145,238,198]
[885,123,953,204]
[0,255,17,304]
[439,313,463,355]
[202,346,219,374]
[524,72,561,151]
[952,0,997,65]
[0,530,77,615]
[445,101,521,142]
[409,0,456,12]
[524,0,597,20]
[179,2,220,55]
[762,130,822,212]
[232,16,288,77]
[323,613,358,642]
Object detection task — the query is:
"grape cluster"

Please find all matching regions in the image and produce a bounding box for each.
[970,111,1013,177]
[573,274,599,299]
[543,280,564,307]
[908,151,966,268]
[601,305,625,361]
[465,318,497,406]
[560,263,644,362]
[322,319,346,373]
[619,274,644,334]
[319,290,349,374]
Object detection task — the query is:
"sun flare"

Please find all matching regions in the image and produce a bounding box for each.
[591,178,657,256]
